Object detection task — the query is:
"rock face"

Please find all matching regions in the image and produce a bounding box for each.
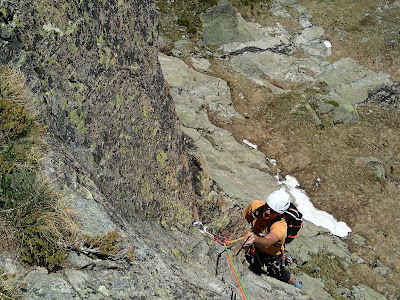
[0,0,198,227]
[0,0,308,299]
[159,53,278,205]
[159,0,395,299]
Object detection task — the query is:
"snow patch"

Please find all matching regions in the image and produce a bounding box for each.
[280,175,351,237]
[323,40,332,48]
[243,139,258,150]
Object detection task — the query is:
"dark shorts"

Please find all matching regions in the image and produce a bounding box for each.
[245,248,291,283]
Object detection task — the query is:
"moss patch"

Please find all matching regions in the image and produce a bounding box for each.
[156,150,168,168]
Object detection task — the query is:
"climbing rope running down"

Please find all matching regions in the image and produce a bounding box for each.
[193,221,253,300]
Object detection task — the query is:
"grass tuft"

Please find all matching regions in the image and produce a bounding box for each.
[75,229,136,262]
[0,269,26,300]
[82,229,122,257]
[0,65,79,273]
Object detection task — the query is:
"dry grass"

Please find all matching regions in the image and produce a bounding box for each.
[0,269,26,300]
[0,65,79,272]
[0,66,33,114]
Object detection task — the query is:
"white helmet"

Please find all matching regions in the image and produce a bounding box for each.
[266,189,291,214]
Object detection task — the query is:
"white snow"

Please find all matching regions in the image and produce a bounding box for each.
[280,175,352,237]
[243,139,258,150]
[323,40,332,48]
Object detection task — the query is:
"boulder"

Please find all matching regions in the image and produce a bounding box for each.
[319,58,392,106]
[201,0,264,46]
[361,82,400,110]
[332,104,360,126]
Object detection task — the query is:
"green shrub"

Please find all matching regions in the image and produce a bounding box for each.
[199,0,218,6]
[75,229,136,262]
[177,17,190,27]
[0,97,35,142]
[0,66,38,175]
[187,25,197,34]
[241,0,266,5]
[17,226,66,271]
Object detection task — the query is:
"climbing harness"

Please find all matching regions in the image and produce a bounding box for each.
[193,221,253,300]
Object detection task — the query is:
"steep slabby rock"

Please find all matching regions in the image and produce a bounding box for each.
[0,0,198,227]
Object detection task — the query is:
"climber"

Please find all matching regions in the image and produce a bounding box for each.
[243,189,302,289]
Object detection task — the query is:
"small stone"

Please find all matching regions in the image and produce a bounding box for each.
[67,252,93,269]
[313,267,321,273]
[305,104,322,126]
[318,103,335,114]
[98,285,110,297]
[351,234,366,246]
[190,57,212,73]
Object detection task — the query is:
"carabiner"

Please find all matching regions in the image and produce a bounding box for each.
[193,221,207,234]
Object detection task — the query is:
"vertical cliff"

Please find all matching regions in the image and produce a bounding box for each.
[0,0,201,227]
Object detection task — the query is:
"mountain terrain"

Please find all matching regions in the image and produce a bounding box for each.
[0,0,398,299]
[156,0,400,298]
